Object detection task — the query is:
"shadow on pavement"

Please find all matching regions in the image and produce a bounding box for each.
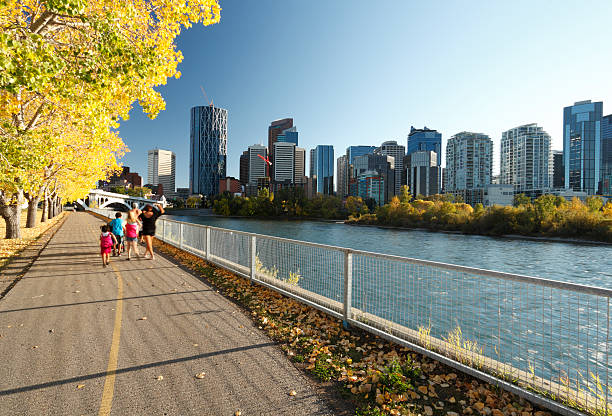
[0,342,276,396]
[0,289,213,314]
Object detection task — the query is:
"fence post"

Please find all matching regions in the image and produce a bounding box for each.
[205,227,211,261]
[343,249,353,329]
[161,220,165,242]
[250,235,257,282]
[178,223,183,249]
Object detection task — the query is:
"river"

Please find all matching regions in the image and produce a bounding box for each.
[166,213,612,289]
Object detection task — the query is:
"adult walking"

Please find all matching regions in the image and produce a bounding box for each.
[139,203,165,260]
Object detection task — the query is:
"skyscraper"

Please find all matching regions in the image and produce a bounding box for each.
[407,126,442,166]
[601,114,612,194]
[277,126,299,145]
[147,149,176,196]
[563,100,603,194]
[552,150,564,189]
[501,123,552,193]
[295,147,306,184]
[405,151,442,197]
[375,140,405,195]
[446,132,492,205]
[248,144,268,184]
[268,118,293,181]
[336,155,347,197]
[313,145,334,195]
[239,150,249,185]
[273,142,296,183]
[190,105,227,196]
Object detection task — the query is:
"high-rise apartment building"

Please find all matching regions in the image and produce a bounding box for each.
[552,150,564,189]
[273,142,296,184]
[248,144,268,185]
[190,105,227,196]
[336,155,347,197]
[268,118,293,181]
[446,132,492,205]
[313,145,334,195]
[147,149,176,196]
[407,126,442,166]
[239,151,249,185]
[295,147,306,184]
[375,140,405,196]
[601,114,612,194]
[563,100,603,194]
[405,151,441,197]
[501,123,552,193]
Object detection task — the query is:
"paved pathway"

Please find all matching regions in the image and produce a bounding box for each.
[0,213,334,415]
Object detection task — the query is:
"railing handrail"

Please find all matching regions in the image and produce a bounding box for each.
[157,216,612,298]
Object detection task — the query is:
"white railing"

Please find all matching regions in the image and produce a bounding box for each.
[89,208,610,416]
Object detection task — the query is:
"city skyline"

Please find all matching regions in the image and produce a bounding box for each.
[115,1,612,189]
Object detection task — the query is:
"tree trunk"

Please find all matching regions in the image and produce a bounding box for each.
[26,196,40,228]
[41,191,48,223]
[0,191,23,239]
[48,197,54,219]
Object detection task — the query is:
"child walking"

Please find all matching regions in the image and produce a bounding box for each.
[100,225,117,267]
[124,210,142,260]
[108,212,125,256]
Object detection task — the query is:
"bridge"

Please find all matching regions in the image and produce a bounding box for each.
[77,189,166,211]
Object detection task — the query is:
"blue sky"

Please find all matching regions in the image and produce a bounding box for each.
[118,0,612,189]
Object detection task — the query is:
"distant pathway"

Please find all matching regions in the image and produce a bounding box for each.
[0,212,334,415]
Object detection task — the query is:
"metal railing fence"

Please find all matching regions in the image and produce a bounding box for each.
[88,208,610,416]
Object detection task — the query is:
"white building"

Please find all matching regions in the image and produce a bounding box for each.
[446,132,492,191]
[273,142,296,183]
[147,149,176,196]
[484,184,514,206]
[248,144,267,185]
[375,140,405,196]
[501,123,552,193]
[446,132,493,205]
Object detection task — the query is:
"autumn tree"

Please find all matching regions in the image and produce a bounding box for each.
[0,0,221,238]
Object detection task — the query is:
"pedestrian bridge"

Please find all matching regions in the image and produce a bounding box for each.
[77,189,166,211]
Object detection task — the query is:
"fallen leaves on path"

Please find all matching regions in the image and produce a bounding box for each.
[195,372,206,379]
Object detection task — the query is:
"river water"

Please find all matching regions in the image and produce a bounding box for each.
[167,213,612,289]
[164,213,611,395]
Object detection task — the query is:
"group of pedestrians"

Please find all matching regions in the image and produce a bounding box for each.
[99,203,165,267]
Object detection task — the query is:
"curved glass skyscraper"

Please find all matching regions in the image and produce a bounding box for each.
[190,105,227,196]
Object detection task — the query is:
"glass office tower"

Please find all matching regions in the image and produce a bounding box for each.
[563,100,603,194]
[601,114,612,194]
[407,126,442,166]
[313,145,334,195]
[190,105,227,196]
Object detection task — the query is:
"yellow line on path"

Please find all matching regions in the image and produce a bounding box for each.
[98,264,124,416]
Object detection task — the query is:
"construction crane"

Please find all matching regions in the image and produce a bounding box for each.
[200,85,213,107]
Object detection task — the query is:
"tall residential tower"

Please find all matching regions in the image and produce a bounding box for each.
[501,123,552,193]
